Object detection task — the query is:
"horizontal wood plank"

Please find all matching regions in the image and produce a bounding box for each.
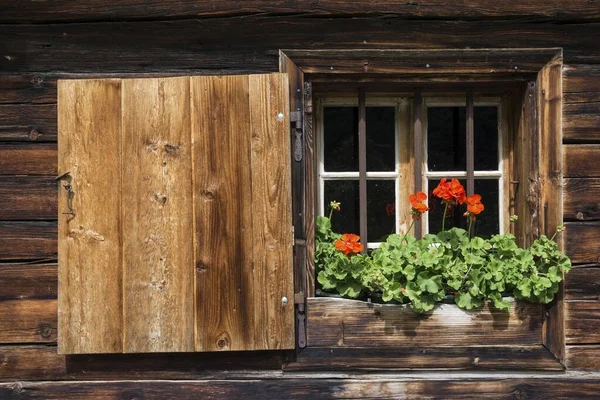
[3,378,600,399]
[564,178,600,221]
[0,104,56,142]
[0,74,57,105]
[0,144,57,175]
[0,299,56,343]
[566,345,600,370]
[564,221,600,264]
[0,222,57,261]
[564,101,600,142]
[0,264,57,301]
[566,301,600,345]
[564,145,600,178]
[1,1,599,23]
[0,345,287,381]
[306,297,542,347]
[564,64,600,94]
[565,266,600,301]
[0,176,56,220]
[288,346,563,371]
[285,48,559,75]
[2,19,600,73]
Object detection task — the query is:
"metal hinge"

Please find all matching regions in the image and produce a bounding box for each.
[295,292,306,348]
[290,110,303,162]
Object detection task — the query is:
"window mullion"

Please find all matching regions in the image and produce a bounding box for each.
[358,88,368,250]
[466,90,475,196]
[413,91,423,238]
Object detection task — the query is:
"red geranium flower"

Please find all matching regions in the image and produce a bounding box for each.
[433,178,466,205]
[408,191,429,220]
[464,194,485,216]
[334,233,364,255]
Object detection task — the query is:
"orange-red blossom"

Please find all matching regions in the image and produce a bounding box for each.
[464,194,485,219]
[408,191,429,220]
[335,233,364,255]
[432,178,466,205]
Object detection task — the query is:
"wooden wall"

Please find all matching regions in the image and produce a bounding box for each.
[1,1,600,395]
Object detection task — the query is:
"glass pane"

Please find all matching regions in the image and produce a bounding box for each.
[427,107,466,171]
[323,107,358,172]
[472,179,500,238]
[427,178,468,234]
[367,180,396,242]
[474,106,499,171]
[324,180,359,235]
[367,107,395,172]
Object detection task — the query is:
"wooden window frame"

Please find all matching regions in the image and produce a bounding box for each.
[280,48,565,371]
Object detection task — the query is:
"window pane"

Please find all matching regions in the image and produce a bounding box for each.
[367,180,396,242]
[324,180,359,235]
[323,107,358,172]
[473,179,500,238]
[427,107,466,171]
[474,106,499,171]
[367,107,395,172]
[427,178,468,233]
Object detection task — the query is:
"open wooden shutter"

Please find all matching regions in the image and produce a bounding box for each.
[58,74,294,354]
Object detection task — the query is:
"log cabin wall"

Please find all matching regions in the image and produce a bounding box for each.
[1,2,600,397]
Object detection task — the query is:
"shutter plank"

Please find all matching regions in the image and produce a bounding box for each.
[57,79,122,354]
[192,75,254,351]
[248,74,294,350]
[192,74,293,351]
[122,77,194,353]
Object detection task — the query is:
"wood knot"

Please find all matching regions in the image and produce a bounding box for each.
[217,338,228,349]
[472,356,480,365]
[576,212,585,220]
[204,190,215,200]
[38,323,53,338]
[29,128,40,141]
[196,261,207,273]
[164,143,180,153]
[31,75,44,88]
[514,388,527,400]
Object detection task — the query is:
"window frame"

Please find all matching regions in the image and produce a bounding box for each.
[280,48,565,370]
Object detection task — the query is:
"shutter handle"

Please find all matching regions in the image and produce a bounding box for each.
[56,172,75,215]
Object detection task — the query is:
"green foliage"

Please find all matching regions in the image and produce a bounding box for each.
[315,218,571,314]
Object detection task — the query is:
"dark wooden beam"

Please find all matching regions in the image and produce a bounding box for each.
[565,221,600,264]
[1,1,600,23]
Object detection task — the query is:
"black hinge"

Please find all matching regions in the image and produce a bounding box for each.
[295,293,306,348]
[290,110,303,162]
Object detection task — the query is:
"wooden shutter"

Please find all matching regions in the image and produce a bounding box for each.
[58,74,294,354]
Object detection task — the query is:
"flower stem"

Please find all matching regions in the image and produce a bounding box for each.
[402,219,416,244]
[468,217,473,238]
[328,207,333,221]
[441,202,448,232]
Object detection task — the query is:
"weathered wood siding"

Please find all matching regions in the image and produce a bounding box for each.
[1,2,600,393]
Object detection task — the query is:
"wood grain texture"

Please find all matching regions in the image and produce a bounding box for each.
[3,19,600,73]
[0,345,287,381]
[288,346,563,371]
[564,101,600,142]
[306,297,542,347]
[0,264,57,301]
[248,73,294,350]
[564,64,600,95]
[0,299,56,343]
[566,345,600,370]
[564,179,600,221]
[0,104,56,143]
[2,1,600,23]
[565,266,600,301]
[0,144,56,175]
[0,74,57,105]
[566,301,600,344]
[564,221,600,264]
[564,145,600,178]
[4,378,600,399]
[537,58,564,362]
[121,77,194,353]
[0,176,57,220]
[57,79,122,354]
[0,221,57,261]
[192,74,293,351]
[304,82,316,298]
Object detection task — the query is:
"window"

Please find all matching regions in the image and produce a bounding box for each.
[316,93,508,246]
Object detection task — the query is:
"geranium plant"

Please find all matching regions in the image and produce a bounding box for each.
[315,179,571,313]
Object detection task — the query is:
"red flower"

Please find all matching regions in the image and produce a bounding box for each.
[433,178,466,205]
[385,203,395,217]
[408,191,429,220]
[464,194,484,216]
[334,233,364,255]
